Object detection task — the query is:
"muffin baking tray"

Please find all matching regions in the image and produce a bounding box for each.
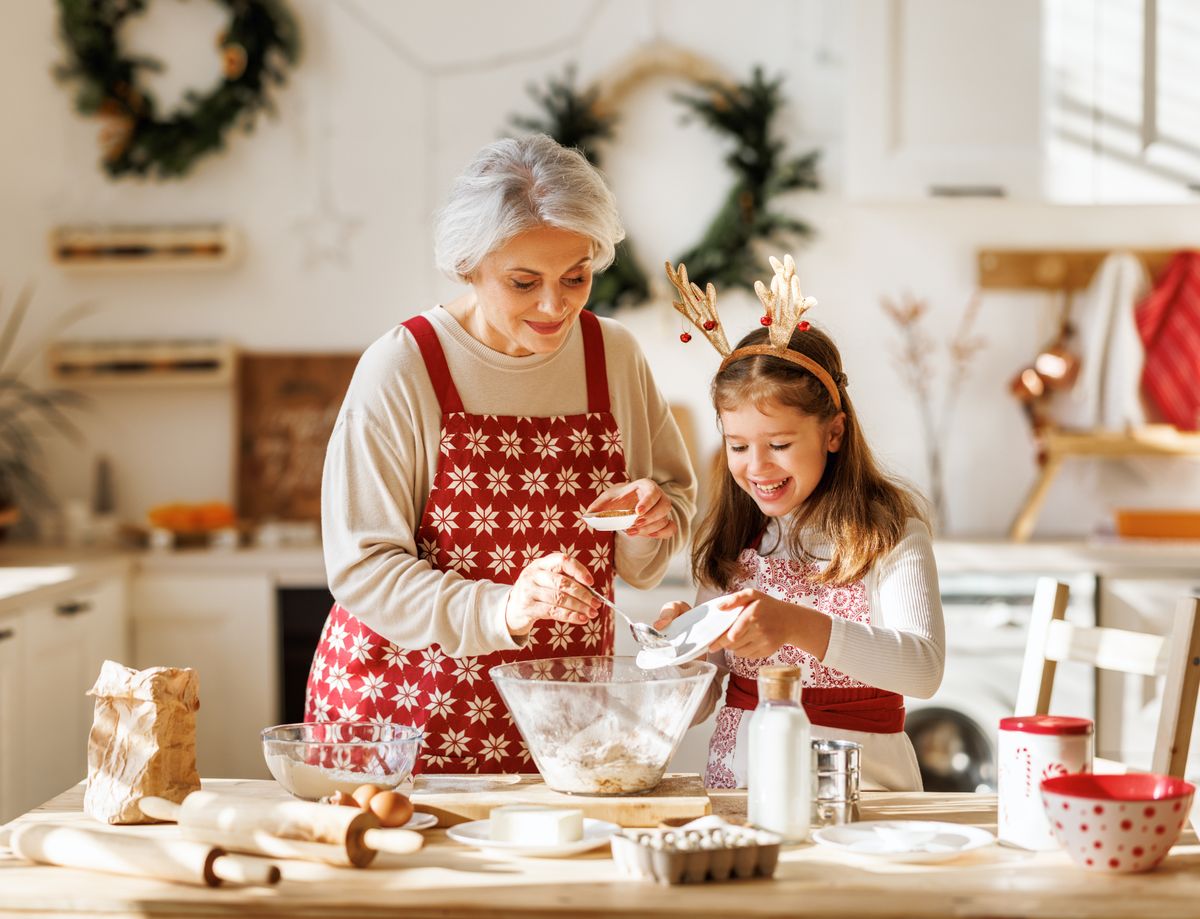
[610,817,782,885]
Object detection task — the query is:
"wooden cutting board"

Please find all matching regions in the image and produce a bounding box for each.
[410,773,711,828]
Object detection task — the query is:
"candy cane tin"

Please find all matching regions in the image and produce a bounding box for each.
[998,715,1093,850]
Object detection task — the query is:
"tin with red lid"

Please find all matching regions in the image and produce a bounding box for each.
[998,714,1093,850]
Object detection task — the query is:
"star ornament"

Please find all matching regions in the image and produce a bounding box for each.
[292,196,363,267]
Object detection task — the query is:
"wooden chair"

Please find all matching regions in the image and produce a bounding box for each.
[1015,578,1200,779]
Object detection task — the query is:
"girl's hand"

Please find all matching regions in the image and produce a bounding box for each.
[585,479,676,539]
[653,600,691,631]
[504,553,601,637]
[708,589,802,659]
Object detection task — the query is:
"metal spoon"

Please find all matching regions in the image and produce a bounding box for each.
[581,583,673,650]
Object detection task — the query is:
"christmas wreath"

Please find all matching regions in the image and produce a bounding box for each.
[55,0,300,179]
[508,65,820,313]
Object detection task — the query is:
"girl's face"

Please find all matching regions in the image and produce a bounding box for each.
[466,226,594,357]
[719,399,845,517]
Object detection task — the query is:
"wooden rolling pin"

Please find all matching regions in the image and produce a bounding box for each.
[0,823,280,887]
[140,791,423,868]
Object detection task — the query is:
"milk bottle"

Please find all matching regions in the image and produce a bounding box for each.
[747,664,811,841]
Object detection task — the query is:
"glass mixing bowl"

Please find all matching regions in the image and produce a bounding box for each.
[490,656,716,796]
[261,721,423,801]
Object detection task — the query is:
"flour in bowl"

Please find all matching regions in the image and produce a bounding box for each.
[533,713,670,795]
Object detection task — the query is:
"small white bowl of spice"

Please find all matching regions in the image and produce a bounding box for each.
[579,507,639,531]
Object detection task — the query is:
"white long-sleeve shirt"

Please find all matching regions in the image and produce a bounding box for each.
[320,306,697,660]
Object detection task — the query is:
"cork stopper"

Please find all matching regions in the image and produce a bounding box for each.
[757,665,802,703]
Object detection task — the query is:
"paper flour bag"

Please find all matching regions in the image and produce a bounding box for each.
[84,660,201,824]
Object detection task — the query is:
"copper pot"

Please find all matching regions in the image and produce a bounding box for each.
[1008,366,1046,403]
[1033,343,1081,390]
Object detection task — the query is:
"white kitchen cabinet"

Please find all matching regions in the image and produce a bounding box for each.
[845,0,1044,201]
[846,0,1200,203]
[1044,0,1200,203]
[131,573,276,780]
[0,612,24,822]
[1097,576,1200,776]
[0,576,129,823]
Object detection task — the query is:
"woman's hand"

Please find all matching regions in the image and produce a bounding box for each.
[652,600,691,632]
[708,589,831,660]
[586,478,676,539]
[504,552,601,638]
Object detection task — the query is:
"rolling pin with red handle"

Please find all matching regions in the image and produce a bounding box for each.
[140,791,423,868]
[0,823,281,887]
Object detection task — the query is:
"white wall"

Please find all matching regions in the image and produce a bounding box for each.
[2,0,1198,539]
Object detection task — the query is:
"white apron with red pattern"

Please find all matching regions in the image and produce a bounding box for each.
[305,311,622,773]
[705,548,922,791]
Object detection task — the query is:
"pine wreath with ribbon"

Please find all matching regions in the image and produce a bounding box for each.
[507,65,820,313]
[55,0,300,179]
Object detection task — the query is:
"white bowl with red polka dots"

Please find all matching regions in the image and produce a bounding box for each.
[1040,773,1195,873]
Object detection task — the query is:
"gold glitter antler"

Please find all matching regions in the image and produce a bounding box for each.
[754,254,817,349]
[665,260,731,356]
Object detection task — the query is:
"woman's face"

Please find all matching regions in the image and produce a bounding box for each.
[466,226,594,357]
[719,398,845,518]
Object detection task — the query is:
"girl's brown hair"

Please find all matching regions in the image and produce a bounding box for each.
[692,325,927,590]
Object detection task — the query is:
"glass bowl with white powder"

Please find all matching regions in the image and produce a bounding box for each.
[262,721,423,800]
[490,656,716,796]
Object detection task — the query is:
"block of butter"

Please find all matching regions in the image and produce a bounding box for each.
[489,805,584,844]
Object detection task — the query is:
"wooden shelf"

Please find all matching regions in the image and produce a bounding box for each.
[49,224,240,271]
[977,249,1183,290]
[47,340,237,388]
[1010,426,1200,540]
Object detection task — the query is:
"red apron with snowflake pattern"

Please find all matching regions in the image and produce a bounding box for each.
[304,310,622,773]
[705,548,905,789]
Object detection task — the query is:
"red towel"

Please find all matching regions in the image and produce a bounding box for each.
[1136,251,1200,430]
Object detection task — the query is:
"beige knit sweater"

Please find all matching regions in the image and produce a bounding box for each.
[320,307,698,659]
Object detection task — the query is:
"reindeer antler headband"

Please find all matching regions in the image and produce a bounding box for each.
[665,254,844,410]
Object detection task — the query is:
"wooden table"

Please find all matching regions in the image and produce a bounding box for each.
[2,779,1198,918]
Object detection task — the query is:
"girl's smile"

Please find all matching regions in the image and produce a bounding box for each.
[750,476,791,502]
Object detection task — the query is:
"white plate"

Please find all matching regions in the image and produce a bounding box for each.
[404,812,438,831]
[635,593,739,669]
[446,818,620,857]
[579,510,638,532]
[811,820,995,863]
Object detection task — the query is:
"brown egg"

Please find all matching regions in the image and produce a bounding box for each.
[367,791,414,828]
[329,790,359,808]
[352,784,382,809]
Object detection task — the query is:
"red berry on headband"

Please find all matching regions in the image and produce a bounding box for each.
[679,332,692,343]
[703,320,717,331]
[797,320,810,331]
[759,315,772,326]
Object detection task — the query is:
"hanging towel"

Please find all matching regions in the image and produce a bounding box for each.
[1051,251,1150,430]
[1136,250,1200,431]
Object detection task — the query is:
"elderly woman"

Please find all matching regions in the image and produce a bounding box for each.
[305,134,696,773]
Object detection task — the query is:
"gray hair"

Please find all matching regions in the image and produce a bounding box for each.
[433,134,626,283]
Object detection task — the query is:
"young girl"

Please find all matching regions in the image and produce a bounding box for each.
[656,320,945,792]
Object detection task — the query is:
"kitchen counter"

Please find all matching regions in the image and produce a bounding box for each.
[0,546,325,618]
[933,537,1200,575]
[0,549,133,617]
[132,544,327,585]
[2,779,1198,918]
[3,536,1198,608]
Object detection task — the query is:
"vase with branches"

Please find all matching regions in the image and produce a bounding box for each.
[0,286,89,540]
[880,292,985,532]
